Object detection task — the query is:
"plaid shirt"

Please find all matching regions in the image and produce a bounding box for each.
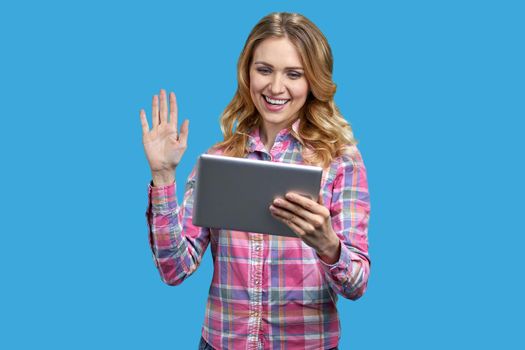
[146,120,371,350]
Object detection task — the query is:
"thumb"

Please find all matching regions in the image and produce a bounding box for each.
[179,119,190,145]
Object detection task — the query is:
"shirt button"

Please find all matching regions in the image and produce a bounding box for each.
[255,245,261,251]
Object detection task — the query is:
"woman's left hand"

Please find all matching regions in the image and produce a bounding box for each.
[269,192,341,264]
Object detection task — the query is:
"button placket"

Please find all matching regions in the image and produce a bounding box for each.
[248,233,264,349]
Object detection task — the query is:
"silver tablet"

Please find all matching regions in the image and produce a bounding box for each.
[192,154,323,237]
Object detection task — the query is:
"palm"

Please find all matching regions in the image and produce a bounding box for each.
[140,90,189,173]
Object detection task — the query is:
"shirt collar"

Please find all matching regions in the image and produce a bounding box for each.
[247,118,301,153]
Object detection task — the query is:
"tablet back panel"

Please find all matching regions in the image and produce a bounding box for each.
[192,154,323,237]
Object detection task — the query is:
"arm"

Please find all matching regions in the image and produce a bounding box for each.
[140,89,209,285]
[146,167,210,286]
[318,155,371,300]
[269,151,371,300]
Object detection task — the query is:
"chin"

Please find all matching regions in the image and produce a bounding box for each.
[261,114,291,125]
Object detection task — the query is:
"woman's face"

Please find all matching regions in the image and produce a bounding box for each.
[249,37,309,132]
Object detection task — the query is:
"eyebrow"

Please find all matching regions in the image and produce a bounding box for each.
[254,61,304,70]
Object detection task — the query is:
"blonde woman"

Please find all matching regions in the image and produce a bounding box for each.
[140,12,370,350]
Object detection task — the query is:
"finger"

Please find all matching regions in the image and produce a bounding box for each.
[270,207,306,236]
[273,197,319,223]
[139,109,149,136]
[160,89,168,124]
[285,192,329,216]
[169,92,178,128]
[179,119,190,145]
[270,205,314,234]
[152,95,159,129]
[287,220,306,236]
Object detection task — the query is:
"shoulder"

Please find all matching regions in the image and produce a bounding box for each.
[319,144,368,192]
[205,145,226,156]
[185,146,225,184]
[330,144,366,176]
[186,146,228,182]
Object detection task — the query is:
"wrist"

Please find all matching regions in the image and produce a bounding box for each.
[317,234,341,265]
[151,170,175,187]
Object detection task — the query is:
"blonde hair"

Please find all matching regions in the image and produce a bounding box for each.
[213,12,356,168]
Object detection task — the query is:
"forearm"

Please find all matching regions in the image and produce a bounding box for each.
[147,176,209,286]
[147,196,188,286]
[323,152,371,300]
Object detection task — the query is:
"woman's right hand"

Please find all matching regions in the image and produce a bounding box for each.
[140,89,189,186]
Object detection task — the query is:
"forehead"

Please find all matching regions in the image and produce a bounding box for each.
[252,37,303,68]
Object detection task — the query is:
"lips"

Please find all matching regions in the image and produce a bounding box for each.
[263,94,290,105]
[262,94,290,112]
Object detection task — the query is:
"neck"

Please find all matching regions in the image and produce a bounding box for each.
[260,121,289,151]
[260,125,278,151]
[259,118,299,151]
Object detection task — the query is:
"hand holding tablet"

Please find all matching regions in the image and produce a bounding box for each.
[192,154,323,237]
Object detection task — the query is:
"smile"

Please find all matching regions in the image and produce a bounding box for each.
[263,95,290,105]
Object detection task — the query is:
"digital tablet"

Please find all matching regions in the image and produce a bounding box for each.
[192,154,323,237]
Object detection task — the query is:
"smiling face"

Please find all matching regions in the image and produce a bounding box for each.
[249,37,309,137]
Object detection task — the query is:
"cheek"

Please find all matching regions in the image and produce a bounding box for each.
[249,74,259,102]
[293,81,309,100]
[249,74,266,94]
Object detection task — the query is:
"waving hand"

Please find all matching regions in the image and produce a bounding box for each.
[140,89,189,186]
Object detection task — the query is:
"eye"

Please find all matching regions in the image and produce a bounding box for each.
[287,71,303,79]
[256,67,272,75]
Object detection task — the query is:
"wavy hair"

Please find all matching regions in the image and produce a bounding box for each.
[213,12,356,168]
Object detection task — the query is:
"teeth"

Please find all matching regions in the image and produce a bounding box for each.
[264,95,289,105]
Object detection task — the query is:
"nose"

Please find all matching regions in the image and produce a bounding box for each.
[269,73,285,95]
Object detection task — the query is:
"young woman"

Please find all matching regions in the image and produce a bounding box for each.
[140,12,371,350]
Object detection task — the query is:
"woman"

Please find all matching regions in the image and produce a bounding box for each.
[140,12,370,350]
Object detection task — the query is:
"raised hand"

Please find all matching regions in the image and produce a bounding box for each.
[140,89,189,186]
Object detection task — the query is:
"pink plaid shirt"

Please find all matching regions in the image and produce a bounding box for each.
[146,121,371,350]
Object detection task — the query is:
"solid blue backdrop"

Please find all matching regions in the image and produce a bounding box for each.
[1,0,523,349]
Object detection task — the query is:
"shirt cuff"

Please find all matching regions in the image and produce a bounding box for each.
[148,181,177,214]
[317,241,351,275]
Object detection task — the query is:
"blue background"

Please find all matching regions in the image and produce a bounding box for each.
[1,0,523,348]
